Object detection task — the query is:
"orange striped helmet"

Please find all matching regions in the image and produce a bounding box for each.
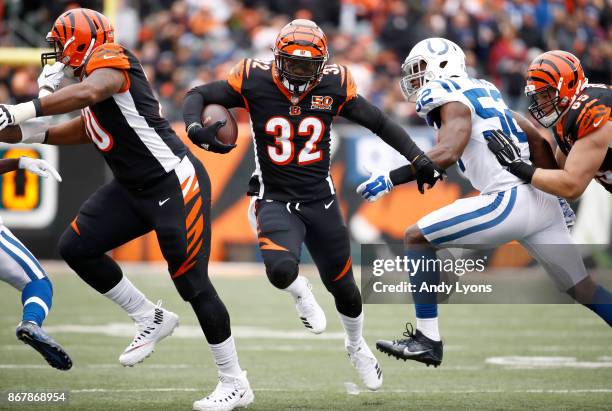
[41,8,114,70]
[525,50,587,128]
[273,19,329,95]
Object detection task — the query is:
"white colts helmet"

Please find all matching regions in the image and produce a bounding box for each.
[400,37,468,101]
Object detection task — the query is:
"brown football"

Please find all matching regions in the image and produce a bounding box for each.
[201,104,238,145]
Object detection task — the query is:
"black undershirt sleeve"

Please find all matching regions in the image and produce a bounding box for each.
[182,80,245,129]
[339,95,424,162]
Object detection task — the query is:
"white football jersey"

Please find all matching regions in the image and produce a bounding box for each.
[415,76,530,194]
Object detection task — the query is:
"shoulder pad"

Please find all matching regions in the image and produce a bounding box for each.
[415,79,465,118]
[85,43,130,77]
[227,59,247,94]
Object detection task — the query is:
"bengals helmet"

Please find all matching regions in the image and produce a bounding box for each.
[525,50,587,128]
[41,8,114,70]
[273,19,329,96]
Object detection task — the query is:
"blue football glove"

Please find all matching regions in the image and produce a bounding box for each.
[558,197,576,228]
[356,171,393,202]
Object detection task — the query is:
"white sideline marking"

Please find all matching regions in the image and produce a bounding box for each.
[486,356,612,369]
[44,324,346,340]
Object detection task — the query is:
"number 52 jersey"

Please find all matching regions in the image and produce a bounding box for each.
[226,59,357,203]
[415,76,530,194]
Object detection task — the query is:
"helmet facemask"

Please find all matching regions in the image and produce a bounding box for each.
[399,57,433,102]
[526,84,565,128]
[41,34,65,67]
[274,50,327,96]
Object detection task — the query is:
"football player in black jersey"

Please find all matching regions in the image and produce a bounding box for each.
[183,19,442,390]
[486,50,611,199]
[0,9,252,410]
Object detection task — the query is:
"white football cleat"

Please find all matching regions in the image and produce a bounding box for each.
[346,337,383,391]
[193,371,254,411]
[294,278,326,334]
[119,301,179,367]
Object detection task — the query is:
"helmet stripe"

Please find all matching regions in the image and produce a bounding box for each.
[53,25,62,40]
[556,54,578,85]
[528,69,557,84]
[67,12,75,36]
[93,12,107,43]
[526,75,553,85]
[80,9,97,43]
[62,16,70,38]
[541,59,561,77]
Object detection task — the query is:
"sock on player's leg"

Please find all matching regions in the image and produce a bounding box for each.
[407,245,441,341]
[103,276,155,322]
[416,317,441,341]
[21,277,53,326]
[339,312,363,347]
[585,286,612,326]
[209,335,243,377]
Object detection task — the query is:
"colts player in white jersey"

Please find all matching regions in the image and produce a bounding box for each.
[0,157,71,370]
[357,38,612,367]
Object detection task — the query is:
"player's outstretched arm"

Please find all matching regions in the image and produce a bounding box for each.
[0,68,124,130]
[532,122,612,200]
[342,95,443,194]
[386,102,471,185]
[45,117,90,146]
[0,157,61,181]
[425,102,471,168]
[0,117,88,146]
[511,110,558,169]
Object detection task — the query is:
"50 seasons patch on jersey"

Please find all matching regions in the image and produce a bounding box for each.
[311,95,334,110]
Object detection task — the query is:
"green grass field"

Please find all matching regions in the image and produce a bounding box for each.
[0,266,610,410]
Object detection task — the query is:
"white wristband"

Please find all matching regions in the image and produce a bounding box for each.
[19,117,50,143]
[12,101,37,125]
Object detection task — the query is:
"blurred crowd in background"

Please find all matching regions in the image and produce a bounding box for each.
[0,0,610,123]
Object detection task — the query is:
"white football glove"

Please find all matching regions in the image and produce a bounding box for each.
[356,169,393,202]
[38,62,65,96]
[18,157,62,182]
[0,104,16,131]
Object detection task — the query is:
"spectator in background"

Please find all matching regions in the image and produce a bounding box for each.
[0,0,609,122]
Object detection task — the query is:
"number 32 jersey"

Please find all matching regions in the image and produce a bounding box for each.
[415,76,529,194]
[226,59,357,202]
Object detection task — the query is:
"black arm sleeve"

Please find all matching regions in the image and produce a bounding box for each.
[182,80,245,129]
[389,165,415,185]
[340,95,423,161]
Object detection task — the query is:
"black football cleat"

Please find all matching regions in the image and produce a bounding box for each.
[376,323,443,367]
[16,321,73,371]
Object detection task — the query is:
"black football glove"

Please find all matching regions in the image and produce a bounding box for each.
[187,120,236,154]
[412,153,445,194]
[485,129,535,183]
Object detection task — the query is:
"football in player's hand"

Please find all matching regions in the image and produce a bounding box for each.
[201,104,238,145]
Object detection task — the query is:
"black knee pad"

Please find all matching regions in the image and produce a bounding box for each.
[57,227,87,262]
[266,256,299,289]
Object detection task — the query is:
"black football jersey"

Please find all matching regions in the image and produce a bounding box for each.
[227,59,357,202]
[553,84,612,193]
[80,43,187,189]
